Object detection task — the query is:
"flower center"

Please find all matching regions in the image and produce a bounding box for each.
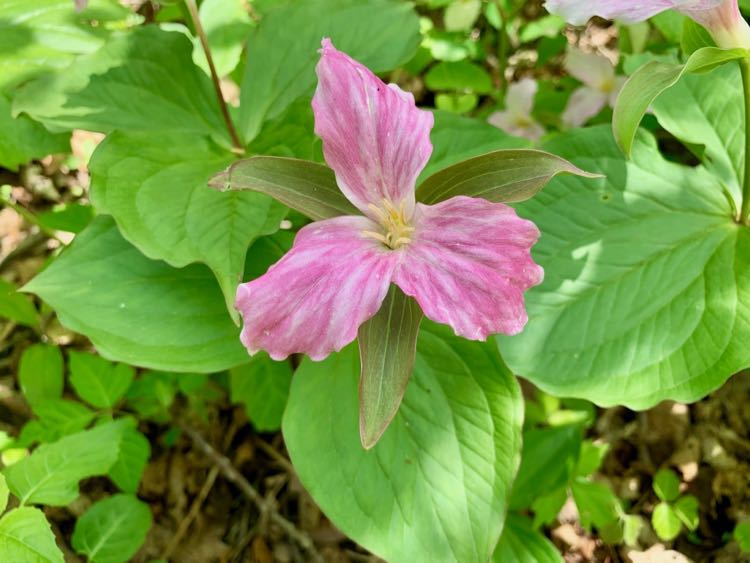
[362,198,415,249]
[514,115,533,127]
[599,77,615,93]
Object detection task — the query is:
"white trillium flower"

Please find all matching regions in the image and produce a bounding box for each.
[488,79,546,141]
[562,48,626,128]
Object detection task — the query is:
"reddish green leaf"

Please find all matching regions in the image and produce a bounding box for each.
[212,156,358,220]
[416,149,599,205]
[357,285,422,449]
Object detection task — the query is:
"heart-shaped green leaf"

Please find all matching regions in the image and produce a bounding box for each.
[499,124,750,408]
[417,149,599,205]
[283,322,523,561]
[24,217,248,372]
[358,285,422,449]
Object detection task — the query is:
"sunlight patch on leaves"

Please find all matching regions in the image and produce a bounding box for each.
[283,322,523,562]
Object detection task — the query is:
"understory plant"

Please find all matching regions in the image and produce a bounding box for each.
[2,0,750,560]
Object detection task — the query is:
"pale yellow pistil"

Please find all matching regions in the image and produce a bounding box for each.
[598,77,615,94]
[362,198,415,250]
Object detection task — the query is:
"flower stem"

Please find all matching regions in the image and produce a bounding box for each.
[740,57,750,224]
[184,0,244,154]
[494,0,510,96]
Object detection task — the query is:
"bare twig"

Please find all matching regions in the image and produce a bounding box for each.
[184,0,245,154]
[179,424,323,563]
[253,436,295,474]
[161,465,220,560]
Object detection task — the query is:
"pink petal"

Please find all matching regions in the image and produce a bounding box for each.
[562,86,608,128]
[545,0,722,24]
[393,196,543,339]
[683,0,750,49]
[236,216,400,361]
[564,49,615,88]
[312,38,434,215]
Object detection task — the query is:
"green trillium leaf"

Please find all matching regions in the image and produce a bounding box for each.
[651,63,744,205]
[283,322,523,562]
[90,131,286,316]
[499,124,750,408]
[213,156,358,220]
[24,217,249,372]
[357,285,423,449]
[613,46,749,157]
[417,149,601,205]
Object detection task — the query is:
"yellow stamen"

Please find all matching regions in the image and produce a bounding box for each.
[367,203,389,224]
[362,230,389,245]
[362,197,415,250]
[599,78,615,93]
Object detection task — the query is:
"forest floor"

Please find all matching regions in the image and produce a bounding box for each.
[1,140,749,563]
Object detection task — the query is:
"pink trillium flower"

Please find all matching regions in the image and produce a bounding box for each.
[235,39,544,361]
[488,79,546,141]
[545,0,750,49]
[562,48,626,127]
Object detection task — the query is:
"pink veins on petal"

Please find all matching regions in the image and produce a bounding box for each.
[235,38,544,361]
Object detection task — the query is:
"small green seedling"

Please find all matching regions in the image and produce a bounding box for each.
[651,468,700,541]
